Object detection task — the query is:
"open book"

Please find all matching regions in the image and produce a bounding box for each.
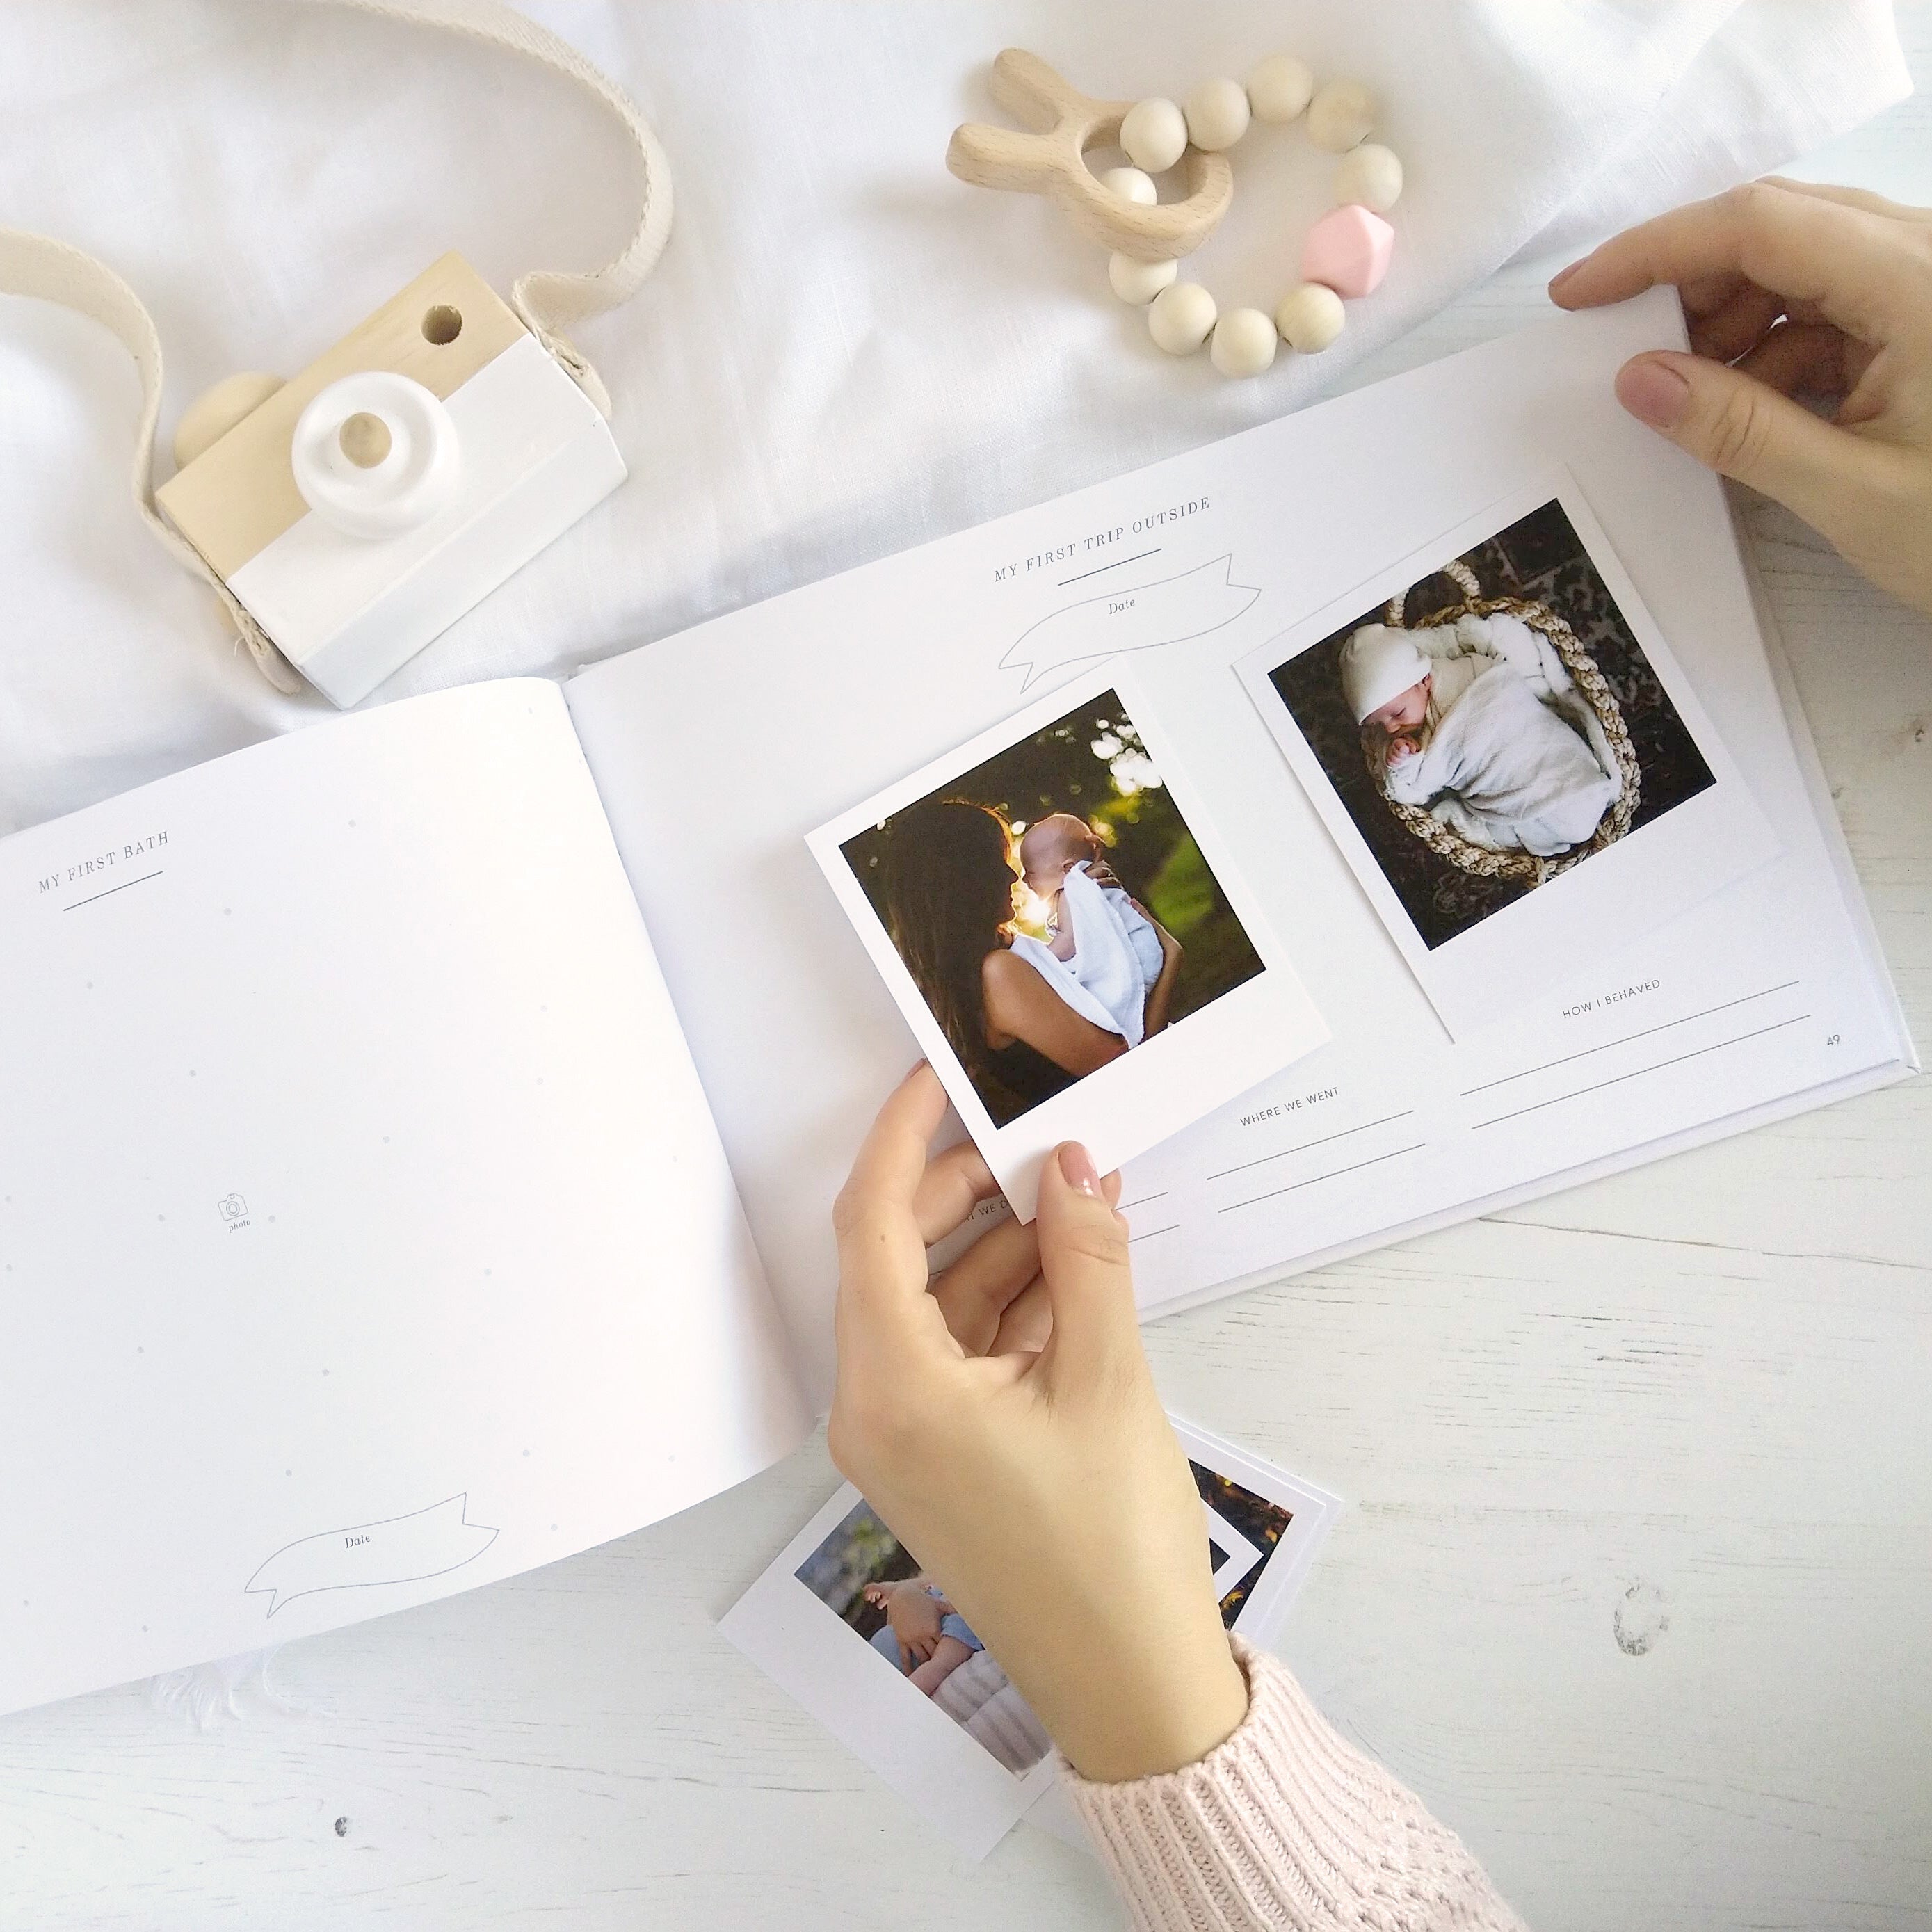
[1,289,1913,1718]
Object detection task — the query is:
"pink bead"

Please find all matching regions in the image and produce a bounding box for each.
[1300,205,1394,299]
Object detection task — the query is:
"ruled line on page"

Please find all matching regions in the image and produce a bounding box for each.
[1118,1191,1169,1213]
[1128,1223,1181,1243]
[1058,549,1160,588]
[1460,981,1801,1097]
[1207,1111,1417,1184]
[1470,1013,1812,1130]
[63,870,163,912]
[1219,1143,1428,1215]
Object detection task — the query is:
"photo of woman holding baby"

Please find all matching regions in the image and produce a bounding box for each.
[841,691,1265,1127]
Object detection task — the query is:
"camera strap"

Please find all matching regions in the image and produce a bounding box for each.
[0,0,673,695]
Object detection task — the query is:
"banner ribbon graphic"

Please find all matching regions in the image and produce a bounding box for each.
[999,554,1259,689]
[245,1492,499,1618]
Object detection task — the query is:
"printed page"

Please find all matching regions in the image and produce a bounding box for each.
[566,289,1913,1402]
[0,681,810,1717]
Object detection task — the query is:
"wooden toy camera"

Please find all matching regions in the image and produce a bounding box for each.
[156,253,625,708]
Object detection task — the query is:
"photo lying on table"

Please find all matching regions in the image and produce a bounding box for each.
[719,1418,1339,1862]
[1018,1417,1342,1856]
[1179,1417,1339,1648]
[1237,478,1780,1039]
[808,661,1327,1218]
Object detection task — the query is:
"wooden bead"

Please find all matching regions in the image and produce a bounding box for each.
[1246,54,1314,123]
[1334,143,1403,213]
[1209,307,1277,377]
[1120,97,1188,173]
[1109,250,1178,305]
[1148,282,1216,355]
[1275,282,1345,352]
[1184,77,1250,152]
[1307,79,1374,152]
[1301,204,1395,298]
[1100,166,1157,206]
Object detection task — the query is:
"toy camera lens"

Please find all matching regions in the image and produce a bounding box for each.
[339,412,393,468]
[292,371,460,539]
[421,305,463,346]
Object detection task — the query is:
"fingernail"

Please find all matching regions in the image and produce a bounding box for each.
[1547,259,1584,296]
[1616,356,1691,428]
[1057,1142,1101,1196]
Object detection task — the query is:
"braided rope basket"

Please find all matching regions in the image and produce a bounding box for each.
[1364,558,1641,885]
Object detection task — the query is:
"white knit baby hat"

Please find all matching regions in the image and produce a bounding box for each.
[1338,623,1428,722]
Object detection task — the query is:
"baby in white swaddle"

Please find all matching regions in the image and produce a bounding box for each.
[1341,612,1620,858]
[1011,814,1165,1045]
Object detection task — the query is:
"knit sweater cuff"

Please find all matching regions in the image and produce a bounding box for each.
[1061,1636,1527,1932]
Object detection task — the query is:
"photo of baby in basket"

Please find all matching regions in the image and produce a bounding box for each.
[834,684,1266,1130]
[1264,497,1718,952]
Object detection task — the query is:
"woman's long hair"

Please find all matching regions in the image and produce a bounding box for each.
[874,798,1018,1081]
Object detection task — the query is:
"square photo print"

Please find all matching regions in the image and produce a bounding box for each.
[721,1421,1339,1860]
[809,663,1327,1217]
[1238,481,1778,1037]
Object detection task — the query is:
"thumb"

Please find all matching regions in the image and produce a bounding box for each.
[1034,1143,1141,1383]
[1614,351,1866,540]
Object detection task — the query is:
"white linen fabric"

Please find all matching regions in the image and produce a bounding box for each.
[0,1,1909,835]
[1008,933,1127,1043]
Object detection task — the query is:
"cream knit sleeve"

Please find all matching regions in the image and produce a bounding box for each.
[1063,1637,1529,1932]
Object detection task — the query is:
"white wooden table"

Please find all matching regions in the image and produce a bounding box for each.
[6,38,1929,1932]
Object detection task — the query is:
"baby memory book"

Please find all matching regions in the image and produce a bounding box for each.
[0,288,1914,1717]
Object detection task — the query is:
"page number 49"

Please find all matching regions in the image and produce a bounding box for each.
[1826,1033,1841,1047]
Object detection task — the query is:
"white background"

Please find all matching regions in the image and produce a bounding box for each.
[1,7,1929,1930]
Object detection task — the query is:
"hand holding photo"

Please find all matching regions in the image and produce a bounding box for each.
[809,663,1326,1217]
[1238,481,1780,1037]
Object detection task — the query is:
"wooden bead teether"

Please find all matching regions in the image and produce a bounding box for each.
[946,49,1233,263]
[948,48,1404,379]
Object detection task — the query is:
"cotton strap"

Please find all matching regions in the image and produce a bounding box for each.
[329,0,674,407]
[0,230,306,691]
[0,0,671,695]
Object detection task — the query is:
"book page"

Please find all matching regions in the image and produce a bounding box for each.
[566,289,1913,1403]
[0,680,809,1717]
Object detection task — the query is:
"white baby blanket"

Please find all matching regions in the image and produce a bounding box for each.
[1388,659,1620,858]
[1009,862,1162,1045]
[0,1,1911,833]
[1008,934,1125,1042]
[1061,862,1158,1045]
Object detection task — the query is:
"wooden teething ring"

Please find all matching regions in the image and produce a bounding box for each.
[1363,558,1643,887]
[946,49,1232,262]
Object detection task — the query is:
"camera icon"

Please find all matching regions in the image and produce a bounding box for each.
[217,1193,249,1223]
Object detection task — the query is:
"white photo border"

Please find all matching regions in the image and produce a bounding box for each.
[1234,474,1781,1040]
[807,659,1328,1219]
[1171,1417,1340,1646]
